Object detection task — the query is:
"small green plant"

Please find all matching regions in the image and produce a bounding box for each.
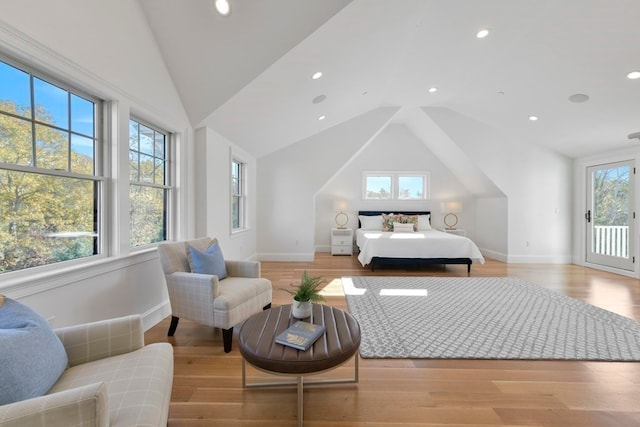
[282,270,327,303]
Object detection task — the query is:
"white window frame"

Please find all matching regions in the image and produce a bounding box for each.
[0,54,105,275]
[362,171,430,200]
[231,157,247,232]
[128,117,172,248]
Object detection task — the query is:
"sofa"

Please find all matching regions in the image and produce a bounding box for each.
[0,296,173,427]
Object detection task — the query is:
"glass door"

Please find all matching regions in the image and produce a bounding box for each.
[586,160,634,270]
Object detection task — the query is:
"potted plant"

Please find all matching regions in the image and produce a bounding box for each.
[282,270,327,319]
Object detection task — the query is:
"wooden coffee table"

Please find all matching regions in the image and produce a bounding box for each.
[238,304,360,427]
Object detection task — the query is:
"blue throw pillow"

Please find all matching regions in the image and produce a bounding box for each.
[188,240,227,279]
[0,296,69,405]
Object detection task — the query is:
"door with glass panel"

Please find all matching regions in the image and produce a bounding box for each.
[586,161,634,270]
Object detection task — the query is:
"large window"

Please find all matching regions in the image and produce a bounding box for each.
[231,158,246,231]
[129,119,170,247]
[0,58,101,273]
[363,172,429,200]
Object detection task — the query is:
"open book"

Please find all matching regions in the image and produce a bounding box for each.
[275,320,326,351]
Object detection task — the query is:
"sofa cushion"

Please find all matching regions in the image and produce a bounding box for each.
[0,296,68,405]
[47,342,174,427]
[187,239,228,279]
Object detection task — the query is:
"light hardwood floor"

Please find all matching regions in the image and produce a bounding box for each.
[145,254,640,426]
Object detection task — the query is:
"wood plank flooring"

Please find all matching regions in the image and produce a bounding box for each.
[145,254,640,426]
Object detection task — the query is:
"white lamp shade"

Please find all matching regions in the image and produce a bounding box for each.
[440,201,462,213]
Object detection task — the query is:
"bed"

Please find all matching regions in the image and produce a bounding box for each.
[356,210,485,272]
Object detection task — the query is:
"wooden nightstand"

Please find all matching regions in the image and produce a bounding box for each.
[331,228,353,255]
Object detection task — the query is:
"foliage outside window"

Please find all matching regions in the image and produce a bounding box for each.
[0,58,100,273]
[363,172,429,200]
[129,119,170,247]
[231,159,246,231]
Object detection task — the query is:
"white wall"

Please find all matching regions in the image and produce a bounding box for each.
[257,107,399,260]
[316,123,473,250]
[193,127,258,260]
[424,107,573,263]
[0,0,192,329]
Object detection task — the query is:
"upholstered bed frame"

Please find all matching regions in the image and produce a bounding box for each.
[357,210,473,273]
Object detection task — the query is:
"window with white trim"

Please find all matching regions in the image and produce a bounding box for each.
[128,118,171,246]
[231,158,246,231]
[0,57,102,273]
[363,172,429,200]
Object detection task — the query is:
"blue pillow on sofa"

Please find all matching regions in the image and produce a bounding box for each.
[187,240,227,279]
[0,295,68,405]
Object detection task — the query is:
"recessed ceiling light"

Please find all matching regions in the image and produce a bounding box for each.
[318,115,326,121]
[428,87,438,93]
[627,71,640,80]
[311,71,323,80]
[476,29,490,39]
[214,0,231,16]
[529,115,539,121]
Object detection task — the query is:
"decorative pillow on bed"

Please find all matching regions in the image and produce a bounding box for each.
[403,215,419,231]
[393,222,415,232]
[417,214,432,231]
[359,215,383,231]
[382,213,398,231]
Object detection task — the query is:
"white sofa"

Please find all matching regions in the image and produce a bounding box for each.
[0,314,173,427]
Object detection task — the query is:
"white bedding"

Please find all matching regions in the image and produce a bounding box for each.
[356,229,485,267]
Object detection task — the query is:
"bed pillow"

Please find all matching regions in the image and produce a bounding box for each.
[382,213,398,231]
[417,214,432,231]
[187,239,228,279]
[393,222,415,233]
[358,215,383,231]
[403,215,419,231]
[0,295,69,405]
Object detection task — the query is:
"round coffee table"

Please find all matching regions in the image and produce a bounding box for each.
[238,304,360,426]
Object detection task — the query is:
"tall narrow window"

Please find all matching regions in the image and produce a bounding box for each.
[0,57,101,273]
[129,119,170,247]
[231,159,246,231]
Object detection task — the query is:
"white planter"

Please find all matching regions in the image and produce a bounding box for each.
[291,300,312,319]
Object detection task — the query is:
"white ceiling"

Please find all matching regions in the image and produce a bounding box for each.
[140,0,640,159]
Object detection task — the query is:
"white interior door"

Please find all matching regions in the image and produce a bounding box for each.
[585,160,635,270]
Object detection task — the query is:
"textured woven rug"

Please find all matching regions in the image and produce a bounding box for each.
[342,276,640,360]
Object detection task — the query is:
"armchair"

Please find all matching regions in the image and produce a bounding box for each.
[157,237,272,352]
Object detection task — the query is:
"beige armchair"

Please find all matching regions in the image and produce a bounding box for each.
[157,237,272,352]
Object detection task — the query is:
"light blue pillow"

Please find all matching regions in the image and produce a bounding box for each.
[188,240,227,279]
[0,296,69,405]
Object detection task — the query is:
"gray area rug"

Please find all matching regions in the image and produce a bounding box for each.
[342,276,640,360]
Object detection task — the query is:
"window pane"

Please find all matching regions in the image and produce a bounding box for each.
[398,176,424,199]
[33,77,68,128]
[139,124,154,155]
[232,196,240,229]
[139,153,154,183]
[154,158,165,185]
[154,132,165,157]
[365,176,392,199]
[130,185,166,246]
[0,61,31,118]
[0,114,33,166]
[129,120,139,150]
[71,134,94,174]
[35,124,68,171]
[71,94,94,137]
[129,150,139,181]
[0,170,97,273]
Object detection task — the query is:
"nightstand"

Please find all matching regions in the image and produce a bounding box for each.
[331,228,353,255]
[444,229,466,237]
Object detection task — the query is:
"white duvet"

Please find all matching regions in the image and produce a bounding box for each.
[356,229,485,267]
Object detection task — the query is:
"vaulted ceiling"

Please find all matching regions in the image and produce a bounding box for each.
[140,0,640,159]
